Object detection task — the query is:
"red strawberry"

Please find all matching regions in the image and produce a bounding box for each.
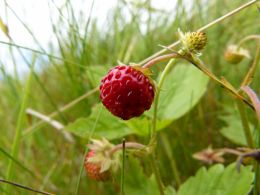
[100,65,155,120]
[84,150,111,181]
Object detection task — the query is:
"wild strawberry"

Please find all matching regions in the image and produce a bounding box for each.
[84,150,111,181]
[84,138,120,182]
[100,65,155,120]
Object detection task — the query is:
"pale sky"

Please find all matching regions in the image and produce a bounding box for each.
[0,0,185,75]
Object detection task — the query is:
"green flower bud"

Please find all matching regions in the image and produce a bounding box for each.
[179,29,207,54]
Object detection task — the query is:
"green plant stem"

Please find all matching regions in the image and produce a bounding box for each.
[253,162,259,195]
[160,133,181,188]
[236,100,255,148]
[74,107,103,195]
[241,41,260,87]
[237,35,260,49]
[150,155,164,195]
[188,56,253,109]
[253,133,260,195]
[109,142,146,156]
[139,0,257,66]
[143,51,253,110]
[150,59,176,144]
[74,147,88,195]
[121,139,126,195]
[148,59,176,195]
[0,147,34,177]
[5,56,36,194]
[143,53,180,69]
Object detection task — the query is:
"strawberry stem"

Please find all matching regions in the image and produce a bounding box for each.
[109,142,146,156]
[143,52,180,69]
[148,59,176,195]
[150,58,176,146]
[237,35,260,50]
[150,155,165,195]
[120,139,126,195]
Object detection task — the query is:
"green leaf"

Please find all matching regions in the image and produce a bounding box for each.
[124,156,176,195]
[177,163,253,195]
[124,118,171,136]
[220,114,256,146]
[65,104,133,140]
[151,63,209,120]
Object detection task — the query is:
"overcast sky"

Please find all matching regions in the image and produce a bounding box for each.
[0,0,182,75]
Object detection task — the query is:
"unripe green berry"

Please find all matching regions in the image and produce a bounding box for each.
[185,32,207,51]
[179,29,207,54]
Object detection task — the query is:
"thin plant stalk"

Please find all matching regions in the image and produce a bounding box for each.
[237,35,260,49]
[74,107,103,195]
[253,161,259,195]
[150,59,176,144]
[160,133,181,187]
[22,87,99,137]
[144,52,253,109]
[190,55,255,148]
[149,59,176,195]
[0,40,85,69]
[188,56,253,109]
[241,41,260,87]
[74,147,88,195]
[0,178,54,195]
[0,147,34,177]
[253,133,260,195]
[109,142,146,155]
[236,100,255,148]
[5,56,36,193]
[121,139,126,195]
[139,0,257,65]
[150,155,164,195]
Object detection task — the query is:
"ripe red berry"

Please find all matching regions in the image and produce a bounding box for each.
[100,65,155,120]
[84,150,111,181]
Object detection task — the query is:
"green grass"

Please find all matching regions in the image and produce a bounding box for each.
[0,0,259,194]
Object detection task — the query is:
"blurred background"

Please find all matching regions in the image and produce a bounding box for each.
[0,0,259,194]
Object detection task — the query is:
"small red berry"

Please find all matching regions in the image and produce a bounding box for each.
[84,150,111,181]
[100,65,155,120]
